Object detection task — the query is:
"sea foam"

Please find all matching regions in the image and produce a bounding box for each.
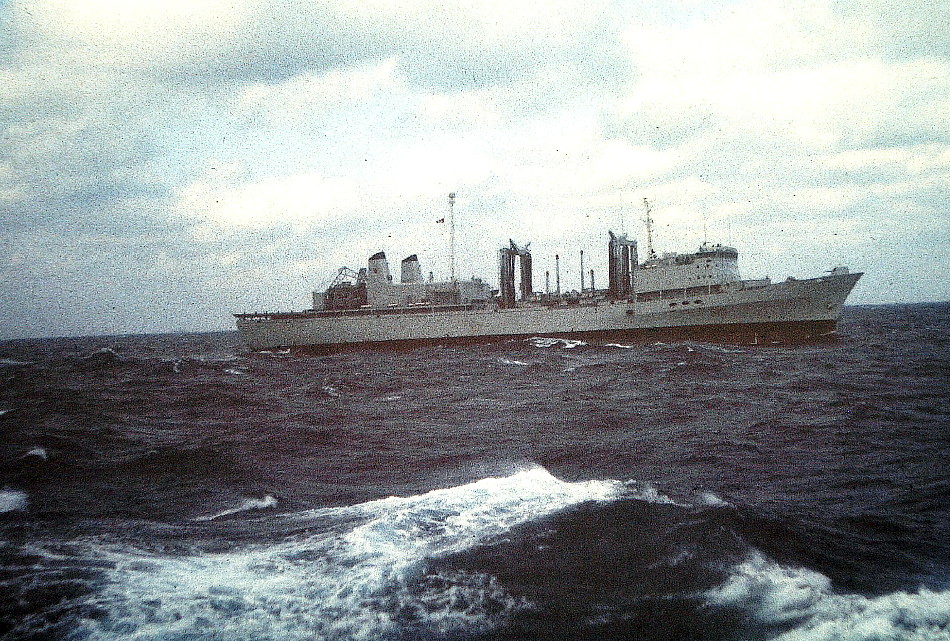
[23,447,48,461]
[194,495,279,521]
[527,337,587,349]
[706,553,950,641]
[0,489,28,513]
[74,467,623,640]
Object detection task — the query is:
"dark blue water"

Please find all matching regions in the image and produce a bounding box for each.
[1,303,948,640]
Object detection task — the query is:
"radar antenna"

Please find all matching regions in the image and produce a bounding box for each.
[643,198,657,260]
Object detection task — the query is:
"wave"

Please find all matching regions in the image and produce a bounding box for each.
[66,347,124,369]
[65,467,622,640]
[258,348,291,356]
[706,553,950,641]
[19,469,949,640]
[321,383,341,398]
[194,495,279,522]
[22,447,48,461]
[59,348,250,378]
[0,488,28,513]
[526,337,587,349]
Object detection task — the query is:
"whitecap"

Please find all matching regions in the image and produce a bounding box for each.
[194,355,242,363]
[195,495,279,522]
[706,553,950,641]
[696,491,730,507]
[604,343,634,349]
[622,480,682,506]
[0,358,32,367]
[73,467,622,640]
[258,348,291,357]
[499,357,529,366]
[526,337,587,349]
[89,347,119,358]
[697,343,745,354]
[22,447,48,461]
[0,489,27,513]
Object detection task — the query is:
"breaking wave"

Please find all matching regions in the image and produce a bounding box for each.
[22,447,48,461]
[526,337,587,349]
[8,467,950,641]
[194,495,279,522]
[67,467,622,640]
[707,553,950,641]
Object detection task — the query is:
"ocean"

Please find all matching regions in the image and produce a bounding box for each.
[1,303,948,640]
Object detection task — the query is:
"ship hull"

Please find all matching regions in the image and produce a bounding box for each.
[235,272,861,351]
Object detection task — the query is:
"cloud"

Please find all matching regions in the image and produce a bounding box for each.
[831,0,950,61]
[0,0,948,338]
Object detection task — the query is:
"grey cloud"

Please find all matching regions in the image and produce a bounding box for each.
[142,1,634,97]
[605,105,721,152]
[831,1,950,60]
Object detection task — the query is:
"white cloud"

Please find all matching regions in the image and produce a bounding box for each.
[1,0,949,337]
[176,165,360,230]
[823,144,950,176]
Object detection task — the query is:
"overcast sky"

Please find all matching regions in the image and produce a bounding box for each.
[1,0,948,339]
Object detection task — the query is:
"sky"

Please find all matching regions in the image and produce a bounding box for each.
[0,0,948,339]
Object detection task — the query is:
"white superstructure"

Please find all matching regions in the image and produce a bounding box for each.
[636,244,741,297]
[311,251,491,311]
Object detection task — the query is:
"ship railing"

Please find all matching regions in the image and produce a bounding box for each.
[234,302,488,321]
[634,284,726,302]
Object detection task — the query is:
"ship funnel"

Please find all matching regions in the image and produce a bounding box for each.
[400,254,423,283]
[367,251,392,283]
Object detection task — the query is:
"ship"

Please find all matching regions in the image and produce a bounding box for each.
[234,198,862,351]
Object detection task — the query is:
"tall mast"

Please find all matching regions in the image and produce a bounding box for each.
[580,250,585,292]
[643,197,657,260]
[448,192,456,282]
